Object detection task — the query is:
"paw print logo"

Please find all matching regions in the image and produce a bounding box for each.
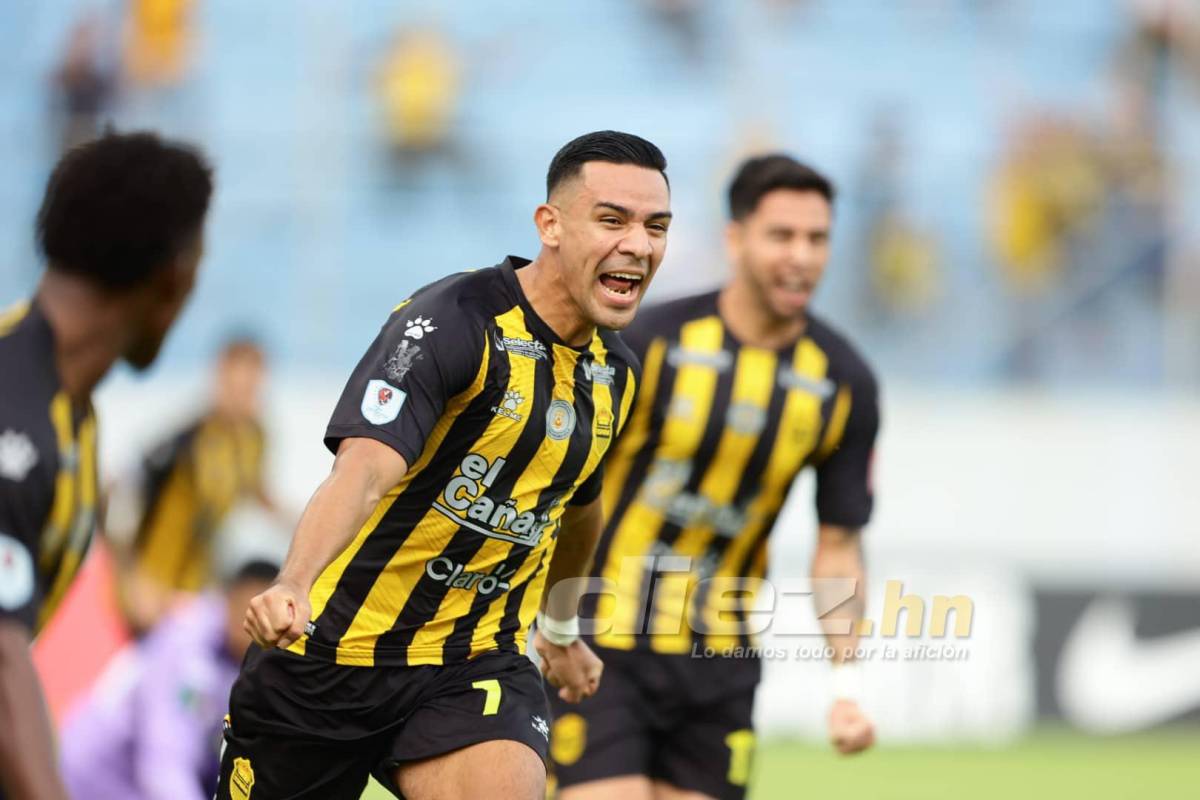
[501,390,524,412]
[404,316,437,340]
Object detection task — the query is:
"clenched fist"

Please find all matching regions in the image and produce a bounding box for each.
[828,698,875,755]
[533,630,603,703]
[244,580,311,649]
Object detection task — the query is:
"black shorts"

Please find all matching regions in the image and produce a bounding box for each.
[216,645,551,800]
[548,642,761,800]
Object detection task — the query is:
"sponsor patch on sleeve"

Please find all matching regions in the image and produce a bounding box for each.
[361,379,406,425]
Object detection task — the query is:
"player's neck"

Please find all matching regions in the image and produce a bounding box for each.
[516,256,595,347]
[36,273,129,405]
[718,279,806,349]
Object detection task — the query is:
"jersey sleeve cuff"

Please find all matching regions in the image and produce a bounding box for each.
[323,424,422,466]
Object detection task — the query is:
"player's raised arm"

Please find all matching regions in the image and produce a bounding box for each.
[246,437,409,649]
[535,494,606,704]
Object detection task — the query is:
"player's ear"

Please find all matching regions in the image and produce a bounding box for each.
[534,203,561,248]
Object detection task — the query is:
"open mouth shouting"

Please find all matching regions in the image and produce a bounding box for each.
[597,270,646,307]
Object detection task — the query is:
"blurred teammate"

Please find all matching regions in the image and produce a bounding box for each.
[114,336,275,634]
[549,155,880,800]
[0,132,212,800]
[217,130,671,800]
[60,557,278,800]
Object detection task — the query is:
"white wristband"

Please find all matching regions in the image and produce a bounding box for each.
[831,661,864,703]
[536,612,580,647]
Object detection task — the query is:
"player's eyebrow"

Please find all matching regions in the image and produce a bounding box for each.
[594,201,673,222]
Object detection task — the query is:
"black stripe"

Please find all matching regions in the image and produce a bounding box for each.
[372,342,558,662]
[310,350,509,649]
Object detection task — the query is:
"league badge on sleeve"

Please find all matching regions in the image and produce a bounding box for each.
[362,379,406,425]
[0,532,34,611]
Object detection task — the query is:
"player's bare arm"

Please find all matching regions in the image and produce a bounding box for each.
[245,436,409,649]
[535,495,605,704]
[812,523,876,755]
[0,621,69,800]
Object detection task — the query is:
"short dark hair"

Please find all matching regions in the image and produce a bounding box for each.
[37,130,214,290]
[546,130,668,199]
[727,154,835,220]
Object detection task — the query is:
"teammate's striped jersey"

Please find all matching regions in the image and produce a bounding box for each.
[0,300,98,633]
[588,291,879,655]
[289,258,638,667]
[134,415,265,591]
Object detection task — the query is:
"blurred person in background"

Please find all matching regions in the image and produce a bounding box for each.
[376,26,462,181]
[0,131,212,800]
[50,15,118,154]
[549,155,879,800]
[109,336,280,636]
[59,557,278,800]
[124,0,197,89]
[217,130,668,800]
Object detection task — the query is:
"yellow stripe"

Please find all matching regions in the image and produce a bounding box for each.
[39,410,97,629]
[288,327,491,659]
[596,316,724,650]
[40,393,76,569]
[404,308,551,664]
[812,386,852,464]
[600,338,664,522]
[703,338,829,651]
[650,346,777,654]
[0,300,30,337]
[135,467,196,587]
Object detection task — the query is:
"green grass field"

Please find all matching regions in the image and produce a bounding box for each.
[360,728,1200,799]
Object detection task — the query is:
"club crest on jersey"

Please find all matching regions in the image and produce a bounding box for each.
[231,757,255,800]
[362,379,406,425]
[581,359,615,386]
[0,429,37,482]
[546,399,576,441]
[594,408,613,439]
[385,340,423,382]
[432,452,560,546]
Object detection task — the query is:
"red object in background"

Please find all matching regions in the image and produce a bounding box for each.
[32,539,131,725]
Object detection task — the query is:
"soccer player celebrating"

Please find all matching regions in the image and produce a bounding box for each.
[218,131,671,800]
[549,155,879,800]
[0,132,213,800]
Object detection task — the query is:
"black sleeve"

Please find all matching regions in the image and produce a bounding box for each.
[0,423,48,631]
[324,298,484,466]
[814,365,880,529]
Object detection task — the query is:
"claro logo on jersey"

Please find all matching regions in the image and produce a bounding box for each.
[425,556,517,595]
[432,452,558,546]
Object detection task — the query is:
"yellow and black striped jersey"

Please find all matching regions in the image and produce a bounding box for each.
[0,300,98,633]
[133,415,265,591]
[289,257,638,667]
[589,290,879,655]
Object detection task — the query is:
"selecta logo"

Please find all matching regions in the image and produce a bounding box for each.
[432,452,559,546]
[425,556,518,595]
